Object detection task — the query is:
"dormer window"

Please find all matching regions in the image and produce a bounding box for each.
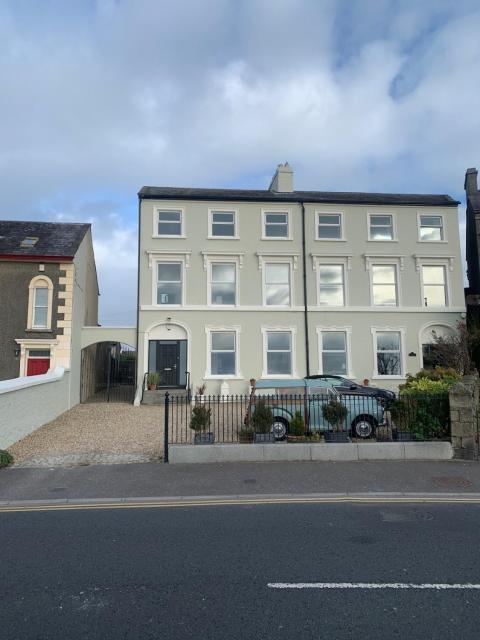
[21,237,39,248]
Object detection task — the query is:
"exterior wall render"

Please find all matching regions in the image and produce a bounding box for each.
[137,197,465,396]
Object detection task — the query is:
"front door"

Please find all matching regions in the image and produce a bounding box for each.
[27,358,50,376]
[157,341,179,387]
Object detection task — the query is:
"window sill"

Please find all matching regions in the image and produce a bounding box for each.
[203,375,245,380]
[207,236,240,240]
[417,240,448,244]
[261,237,293,241]
[152,235,186,239]
[315,238,347,242]
[25,328,53,333]
[367,239,398,243]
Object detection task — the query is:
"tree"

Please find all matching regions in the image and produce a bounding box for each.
[430,321,480,375]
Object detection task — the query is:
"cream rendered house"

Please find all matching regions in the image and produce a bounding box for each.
[135,164,465,402]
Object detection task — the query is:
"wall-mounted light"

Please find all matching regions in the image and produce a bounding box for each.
[14,347,20,358]
[166,316,172,331]
[408,352,416,357]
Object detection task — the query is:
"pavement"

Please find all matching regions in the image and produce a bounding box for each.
[2,500,480,639]
[1,459,480,503]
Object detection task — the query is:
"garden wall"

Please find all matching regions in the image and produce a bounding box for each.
[0,367,70,449]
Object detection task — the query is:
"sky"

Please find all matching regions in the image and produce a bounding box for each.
[1,0,479,325]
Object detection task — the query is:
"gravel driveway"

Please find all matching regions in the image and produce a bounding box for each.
[8,404,164,468]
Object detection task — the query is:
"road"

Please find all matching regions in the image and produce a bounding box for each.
[2,500,480,639]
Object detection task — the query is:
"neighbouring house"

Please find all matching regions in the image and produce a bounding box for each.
[465,167,480,304]
[0,220,99,405]
[135,163,465,403]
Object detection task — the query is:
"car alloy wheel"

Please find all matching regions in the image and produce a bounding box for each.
[271,418,288,440]
[353,418,374,439]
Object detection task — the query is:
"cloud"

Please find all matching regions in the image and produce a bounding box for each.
[0,0,478,321]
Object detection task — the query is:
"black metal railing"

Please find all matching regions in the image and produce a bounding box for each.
[163,392,451,452]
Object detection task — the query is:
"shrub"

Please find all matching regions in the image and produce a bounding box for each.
[238,426,254,443]
[322,400,348,432]
[251,399,273,434]
[147,372,160,388]
[390,397,449,440]
[189,405,212,432]
[400,367,460,394]
[195,383,206,396]
[0,450,13,468]
[289,411,305,436]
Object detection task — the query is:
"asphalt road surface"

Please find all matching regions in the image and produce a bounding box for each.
[2,501,480,639]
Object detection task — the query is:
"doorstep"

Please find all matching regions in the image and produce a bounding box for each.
[169,442,453,464]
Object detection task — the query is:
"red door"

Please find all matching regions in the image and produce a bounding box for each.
[27,358,50,376]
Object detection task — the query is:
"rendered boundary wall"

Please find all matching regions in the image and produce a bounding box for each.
[0,367,70,449]
[170,442,453,464]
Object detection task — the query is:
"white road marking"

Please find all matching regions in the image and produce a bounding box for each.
[268,582,480,590]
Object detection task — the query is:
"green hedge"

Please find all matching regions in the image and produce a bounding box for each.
[0,450,13,468]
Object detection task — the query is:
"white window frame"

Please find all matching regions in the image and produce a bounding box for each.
[261,209,291,240]
[367,258,401,307]
[205,256,240,307]
[27,275,54,330]
[148,252,190,307]
[371,327,406,380]
[367,212,397,242]
[315,211,345,241]
[261,326,297,378]
[204,326,242,379]
[419,263,449,308]
[316,327,353,377]
[208,208,239,239]
[153,206,185,238]
[262,260,294,308]
[417,212,446,243]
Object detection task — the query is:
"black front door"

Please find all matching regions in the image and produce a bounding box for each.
[157,341,179,387]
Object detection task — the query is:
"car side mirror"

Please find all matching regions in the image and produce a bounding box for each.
[350,385,357,390]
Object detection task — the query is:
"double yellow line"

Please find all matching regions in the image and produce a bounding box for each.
[1,494,480,513]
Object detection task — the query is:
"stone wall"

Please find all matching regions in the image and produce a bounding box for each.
[0,367,70,450]
[449,375,479,460]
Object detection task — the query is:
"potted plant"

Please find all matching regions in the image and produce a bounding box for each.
[195,383,207,405]
[190,404,214,444]
[287,411,306,442]
[238,426,254,443]
[147,372,160,391]
[390,399,416,441]
[251,399,275,443]
[322,399,350,442]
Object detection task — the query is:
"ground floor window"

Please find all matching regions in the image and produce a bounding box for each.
[265,331,292,376]
[375,331,402,376]
[210,331,237,376]
[320,331,347,375]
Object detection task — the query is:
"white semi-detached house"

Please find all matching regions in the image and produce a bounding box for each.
[135,163,465,403]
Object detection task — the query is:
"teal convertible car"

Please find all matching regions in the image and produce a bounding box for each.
[248,378,385,439]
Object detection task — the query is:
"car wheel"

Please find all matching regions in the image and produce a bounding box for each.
[271,417,288,440]
[352,416,375,439]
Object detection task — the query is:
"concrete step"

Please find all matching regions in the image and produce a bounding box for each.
[142,389,190,405]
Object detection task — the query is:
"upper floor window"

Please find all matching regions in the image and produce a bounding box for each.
[369,214,394,241]
[371,264,398,306]
[157,262,182,305]
[209,210,237,238]
[419,215,444,242]
[27,275,53,330]
[316,213,342,240]
[263,212,289,239]
[422,265,447,307]
[211,263,236,305]
[264,263,291,306]
[157,209,183,236]
[318,265,345,306]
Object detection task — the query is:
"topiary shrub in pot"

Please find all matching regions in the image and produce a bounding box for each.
[251,399,275,443]
[287,411,306,442]
[0,450,13,468]
[147,372,160,390]
[322,399,350,442]
[190,404,214,444]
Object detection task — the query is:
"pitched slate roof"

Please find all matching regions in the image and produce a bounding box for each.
[139,186,458,207]
[0,220,90,257]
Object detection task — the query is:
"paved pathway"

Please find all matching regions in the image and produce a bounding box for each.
[8,404,164,467]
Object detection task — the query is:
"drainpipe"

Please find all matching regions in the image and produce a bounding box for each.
[301,201,311,377]
[135,195,141,402]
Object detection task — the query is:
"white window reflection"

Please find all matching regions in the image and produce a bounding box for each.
[211,263,236,305]
[372,265,398,306]
[157,262,182,305]
[422,266,446,307]
[369,215,393,240]
[265,263,291,306]
[319,265,344,306]
[419,215,443,242]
